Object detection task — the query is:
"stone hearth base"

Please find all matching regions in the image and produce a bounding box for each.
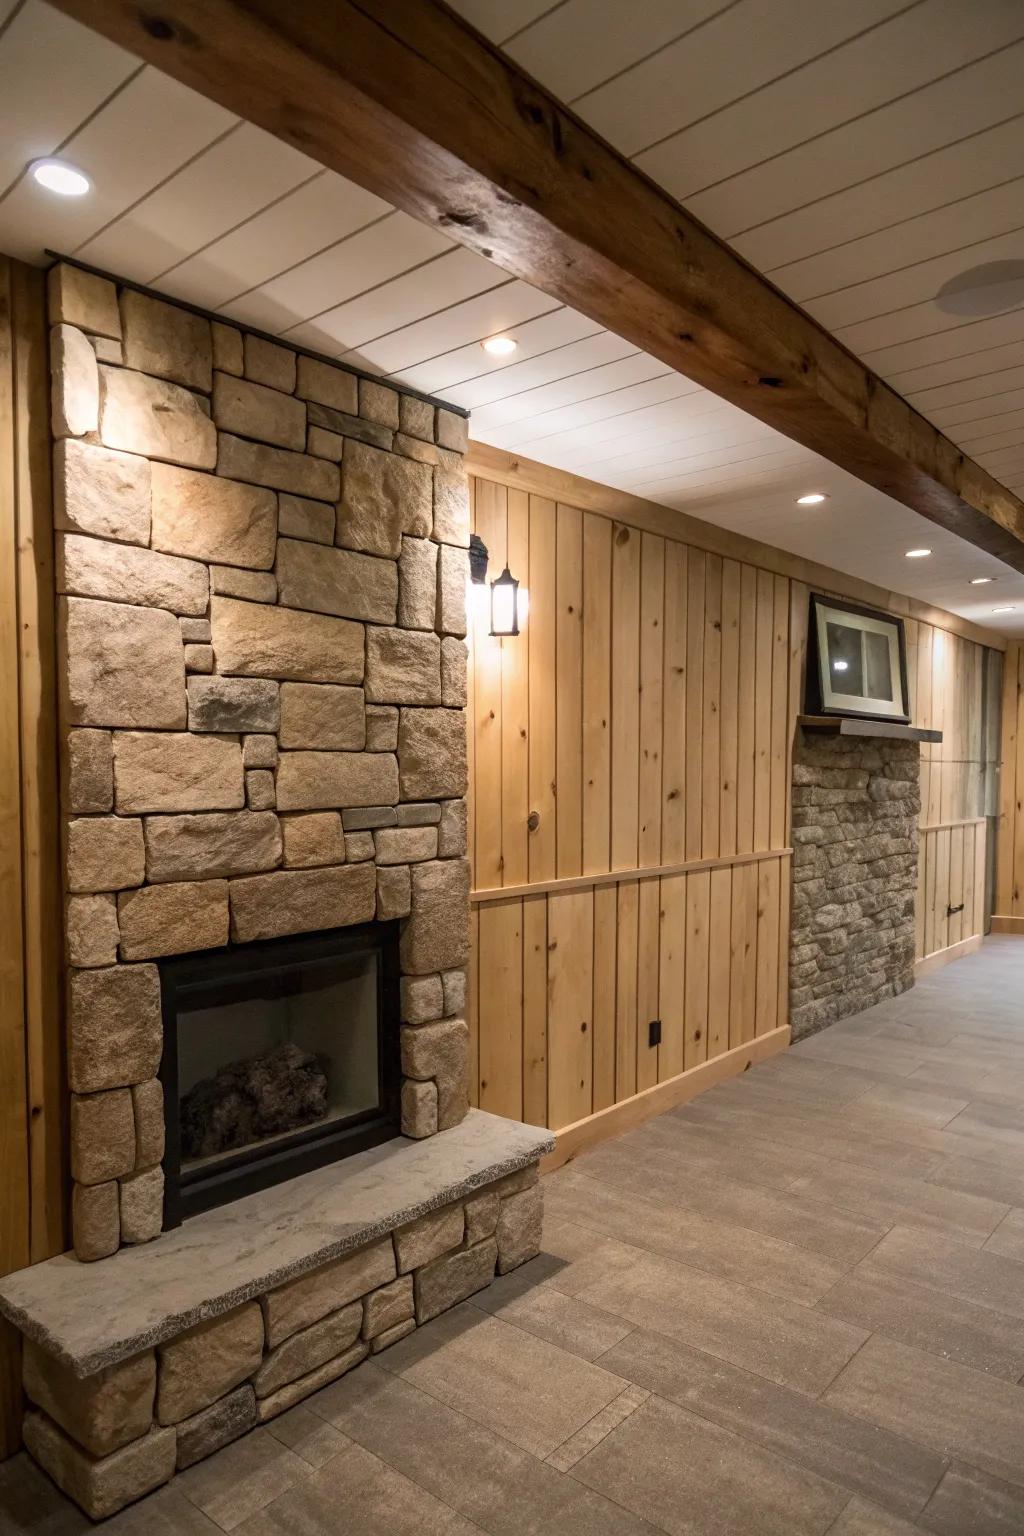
[0,1112,551,1520]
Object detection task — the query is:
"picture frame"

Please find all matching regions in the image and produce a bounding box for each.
[805,593,910,723]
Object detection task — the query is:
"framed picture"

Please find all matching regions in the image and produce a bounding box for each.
[805,594,910,723]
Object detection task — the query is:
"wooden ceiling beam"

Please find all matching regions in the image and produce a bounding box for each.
[48,0,1024,569]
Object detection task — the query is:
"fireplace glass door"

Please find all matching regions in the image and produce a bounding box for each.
[159,924,400,1225]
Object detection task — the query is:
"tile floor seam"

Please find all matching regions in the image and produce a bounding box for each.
[809,1221,900,1310]
[543,1382,651,1471]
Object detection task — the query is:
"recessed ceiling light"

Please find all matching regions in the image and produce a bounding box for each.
[970,576,994,585]
[993,605,1016,613]
[905,548,931,558]
[796,492,827,505]
[482,335,517,356]
[31,159,90,197]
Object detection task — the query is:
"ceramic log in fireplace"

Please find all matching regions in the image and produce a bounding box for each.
[158,923,401,1225]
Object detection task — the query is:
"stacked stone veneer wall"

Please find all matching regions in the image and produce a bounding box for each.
[47,262,474,1260]
[789,730,920,1040]
[21,1164,541,1519]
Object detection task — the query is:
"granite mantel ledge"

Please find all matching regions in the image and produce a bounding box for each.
[0,1110,552,1377]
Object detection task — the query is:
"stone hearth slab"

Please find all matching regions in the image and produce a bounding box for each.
[0,1111,551,1377]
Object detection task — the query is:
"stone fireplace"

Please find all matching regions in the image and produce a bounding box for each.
[0,262,550,1519]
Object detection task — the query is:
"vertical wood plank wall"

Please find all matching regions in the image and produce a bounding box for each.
[0,257,63,1458]
[467,469,1003,1139]
[995,640,1024,932]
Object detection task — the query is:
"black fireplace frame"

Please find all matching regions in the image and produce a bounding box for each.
[158,922,402,1228]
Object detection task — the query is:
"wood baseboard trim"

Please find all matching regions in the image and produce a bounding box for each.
[541,1026,791,1174]
[990,916,1024,934]
[914,931,984,977]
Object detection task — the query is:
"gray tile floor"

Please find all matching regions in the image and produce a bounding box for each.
[5,935,1024,1534]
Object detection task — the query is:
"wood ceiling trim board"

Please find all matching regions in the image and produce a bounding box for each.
[51,0,1024,570]
[465,442,1006,651]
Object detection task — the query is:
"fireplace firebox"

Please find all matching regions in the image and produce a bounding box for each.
[158,923,401,1226]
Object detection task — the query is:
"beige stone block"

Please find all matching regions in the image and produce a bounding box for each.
[437,544,469,637]
[218,432,339,501]
[51,324,99,438]
[24,1341,154,1459]
[441,636,468,707]
[256,1342,367,1423]
[338,440,432,558]
[307,424,345,461]
[60,597,186,729]
[187,676,279,734]
[276,750,397,811]
[66,728,114,813]
[157,1303,264,1425]
[465,1190,499,1243]
[442,967,467,1017]
[393,433,438,465]
[229,863,376,942]
[263,1239,396,1347]
[496,1184,543,1273]
[176,1383,256,1471]
[436,408,469,454]
[113,731,244,814]
[72,1180,120,1262]
[90,335,122,364]
[66,815,144,893]
[48,264,121,339]
[151,462,277,569]
[374,825,437,864]
[276,537,397,625]
[100,366,216,469]
[120,289,212,390]
[180,617,211,643]
[23,1411,175,1521]
[54,439,150,546]
[246,768,275,810]
[245,334,296,393]
[366,627,441,705]
[415,1238,496,1324]
[401,973,444,1024]
[212,321,243,376]
[398,707,467,800]
[370,1319,416,1354]
[58,531,208,617]
[401,1078,437,1138]
[365,704,399,751]
[278,682,365,751]
[132,1078,165,1170]
[211,565,277,604]
[186,646,213,677]
[71,1088,135,1185]
[400,858,471,976]
[120,1165,164,1245]
[397,537,438,630]
[66,893,120,968]
[254,1301,361,1398]
[242,734,278,770]
[433,456,471,547]
[345,831,374,862]
[438,797,468,858]
[492,1163,539,1197]
[376,864,411,920]
[211,595,363,685]
[118,879,229,960]
[144,811,281,882]
[399,395,435,442]
[395,1204,464,1274]
[401,1017,469,1131]
[213,371,306,450]
[282,812,345,868]
[362,1276,414,1339]
[359,378,399,429]
[279,492,334,545]
[296,355,358,414]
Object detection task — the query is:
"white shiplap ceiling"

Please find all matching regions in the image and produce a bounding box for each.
[1,0,1024,632]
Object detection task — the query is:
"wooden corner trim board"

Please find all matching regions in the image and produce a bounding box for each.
[472,847,790,904]
[913,932,983,979]
[990,916,1024,934]
[48,0,1024,573]
[542,1025,791,1173]
[468,449,1006,653]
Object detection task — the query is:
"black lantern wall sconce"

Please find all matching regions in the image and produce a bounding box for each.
[468,533,524,637]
